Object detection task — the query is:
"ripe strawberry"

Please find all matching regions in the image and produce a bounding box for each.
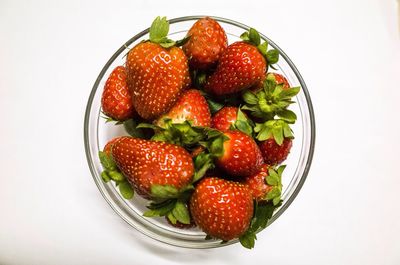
[190,177,254,241]
[101,66,134,121]
[103,137,126,156]
[156,89,211,127]
[126,17,191,120]
[259,138,292,165]
[216,130,264,177]
[111,137,194,198]
[270,73,290,89]
[243,164,272,201]
[211,106,239,131]
[182,17,227,70]
[205,41,266,95]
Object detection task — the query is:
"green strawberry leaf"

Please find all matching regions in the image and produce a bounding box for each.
[193,152,215,183]
[257,42,268,57]
[264,166,285,204]
[240,31,250,41]
[248,28,261,46]
[234,109,254,136]
[272,126,284,145]
[266,171,279,186]
[150,184,179,199]
[98,151,116,171]
[239,232,256,249]
[167,212,177,224]
[277,109,297,124]
[239,201,278,249]
[266,49,279,64]
[206,98,224,114]
[149,16,170,43]
[108,170,125,182]
[175,35,191,47]
[143,199,176,217]
[159,39,176,48]
[242,90,258,105]
[279,86,301,99]
[119,180,134,199]
[101,171,111,183]
[172,201,191,224]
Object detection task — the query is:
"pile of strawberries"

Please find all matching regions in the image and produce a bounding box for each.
[98,16,300,249]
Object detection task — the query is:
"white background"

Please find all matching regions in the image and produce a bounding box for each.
[1,0,400,264]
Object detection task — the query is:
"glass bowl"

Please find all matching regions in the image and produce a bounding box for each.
[84,16,315,248]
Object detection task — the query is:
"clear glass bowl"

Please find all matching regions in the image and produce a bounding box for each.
[84,16,315,248]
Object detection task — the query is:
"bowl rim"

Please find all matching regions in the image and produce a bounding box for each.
[84,15,316,248]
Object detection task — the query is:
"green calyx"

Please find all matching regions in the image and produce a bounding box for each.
[240,28,279,65]
[149,16,190,48]
[239,164,285,249]
[254,119,294,145]
[239,200,280,249]
[230,108,254,136]
[264,165,285,205]
[98,151,134,200]
[144,198,192,225]
[144,184,194,225]
[137,119,205,148]
[242,73,300,121]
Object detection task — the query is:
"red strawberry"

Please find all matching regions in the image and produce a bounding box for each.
[205,41,266,95]
[101,66,134,121]
[190,177,254,241]
[156,89,211,127]
[111,137,194,198]
[182,17,227,70]
[243,164,272,201]
[270,73,290,89]
[259,138,292,165]
[217,130,264,177]
[211,106,239,131]
[126,17,191,120]
[103,137,125,156]
[190,145,205,158]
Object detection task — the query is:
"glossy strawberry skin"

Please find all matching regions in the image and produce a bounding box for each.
[259,138,292,165]
[270,73,290,89]
[103,137,126,156]
[126,42,191,120]
[101,66,134,121]
[217,131,264,177]
[243,164,272,201]
[182,17,227,70]
[211,106,239,131]
[156,89,211,127]
[205,42,266,95]
[190,177,254,241]
[111,137,194,198]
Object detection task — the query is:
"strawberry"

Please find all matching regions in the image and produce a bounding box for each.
[189,177,254,241]
[205,41,266,95]
[205,28,280,95]
[101,66,134,121]
[259,138,292,165]
[126,17,191,120]
[111,137,194,198]
[211,106,239,131]
[216,130,264,177]
[182,17,227,70]
[243,164,272,201]
[254,119,294,165]
[270,73,290,89]
[103,137,124,156]
[156,89,211,127]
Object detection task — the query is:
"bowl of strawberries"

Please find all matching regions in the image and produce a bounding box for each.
[84,16,315,249]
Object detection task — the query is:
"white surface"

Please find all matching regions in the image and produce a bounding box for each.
[1,0,400,264]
